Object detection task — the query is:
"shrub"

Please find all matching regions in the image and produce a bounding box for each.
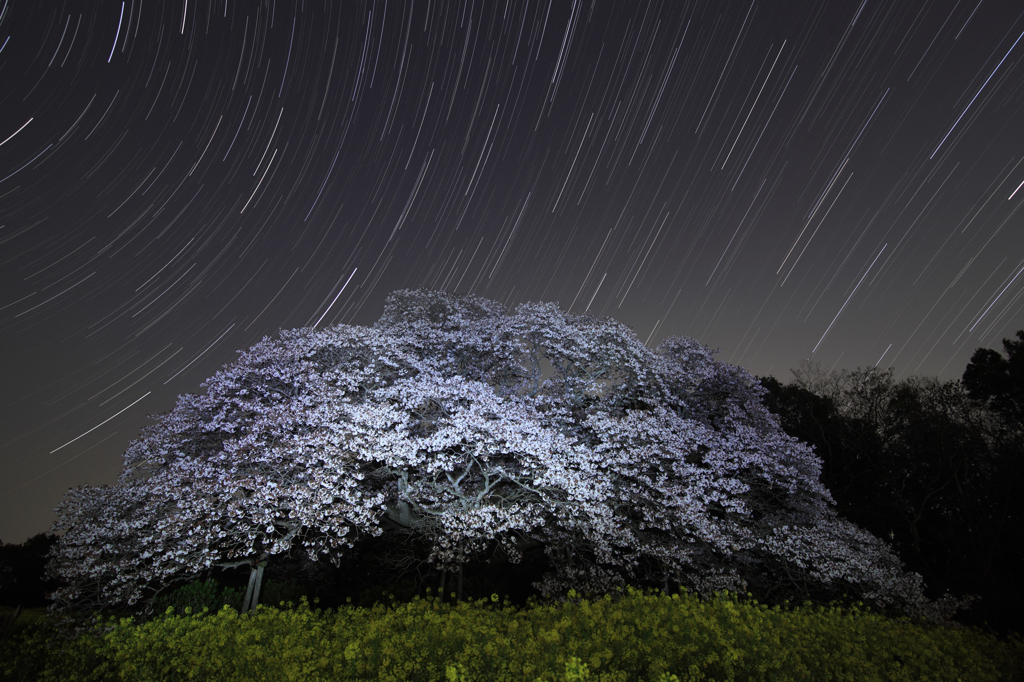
[151,578,309,618]
[2,588,1019,681]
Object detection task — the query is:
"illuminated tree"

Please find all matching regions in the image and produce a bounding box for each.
[48,290,964,622]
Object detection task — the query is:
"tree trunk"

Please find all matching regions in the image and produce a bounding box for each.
[251,561,266,609]
[456,539,464,601]
[439,568,446,601]
[241,560,268,613]
[0,605,20,641]
[241,565,258,613]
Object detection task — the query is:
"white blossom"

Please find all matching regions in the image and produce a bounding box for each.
[48,289,962,621]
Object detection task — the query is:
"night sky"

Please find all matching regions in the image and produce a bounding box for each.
[2,1,1023,543]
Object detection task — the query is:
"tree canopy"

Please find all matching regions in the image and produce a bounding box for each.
[48,290,963,622]
[962,329,1024,430]
[760,343,1024,635]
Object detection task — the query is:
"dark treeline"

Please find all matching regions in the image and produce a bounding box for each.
[0,534,59,609]
[2,333,1021,636]
[759,331,1024,637]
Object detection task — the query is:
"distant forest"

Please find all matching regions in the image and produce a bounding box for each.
[757,330,1024,637]
[3,331,1020,636]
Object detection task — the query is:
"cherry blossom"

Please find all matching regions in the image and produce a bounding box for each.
[48,290,966,622]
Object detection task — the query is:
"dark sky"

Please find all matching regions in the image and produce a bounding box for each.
[2,0,1023,543]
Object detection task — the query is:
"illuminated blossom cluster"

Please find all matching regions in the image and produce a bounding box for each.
[49,290,962,621]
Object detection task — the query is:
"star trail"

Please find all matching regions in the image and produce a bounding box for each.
[2,0,1023,542]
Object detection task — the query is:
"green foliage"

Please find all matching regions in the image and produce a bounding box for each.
[2,588,1020,681]
[151,578,309,617]
[0,606,47,640]
[258,580,310,609]
[152,579,240,617]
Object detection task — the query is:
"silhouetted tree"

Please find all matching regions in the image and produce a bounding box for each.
[963,330,1024,431]
[0,534,59,608]
[761,350,1024,635]
[757,376,889,533]
[961,330,1024,634]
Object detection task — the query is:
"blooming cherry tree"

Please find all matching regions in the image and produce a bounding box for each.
[49,290,965,622]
